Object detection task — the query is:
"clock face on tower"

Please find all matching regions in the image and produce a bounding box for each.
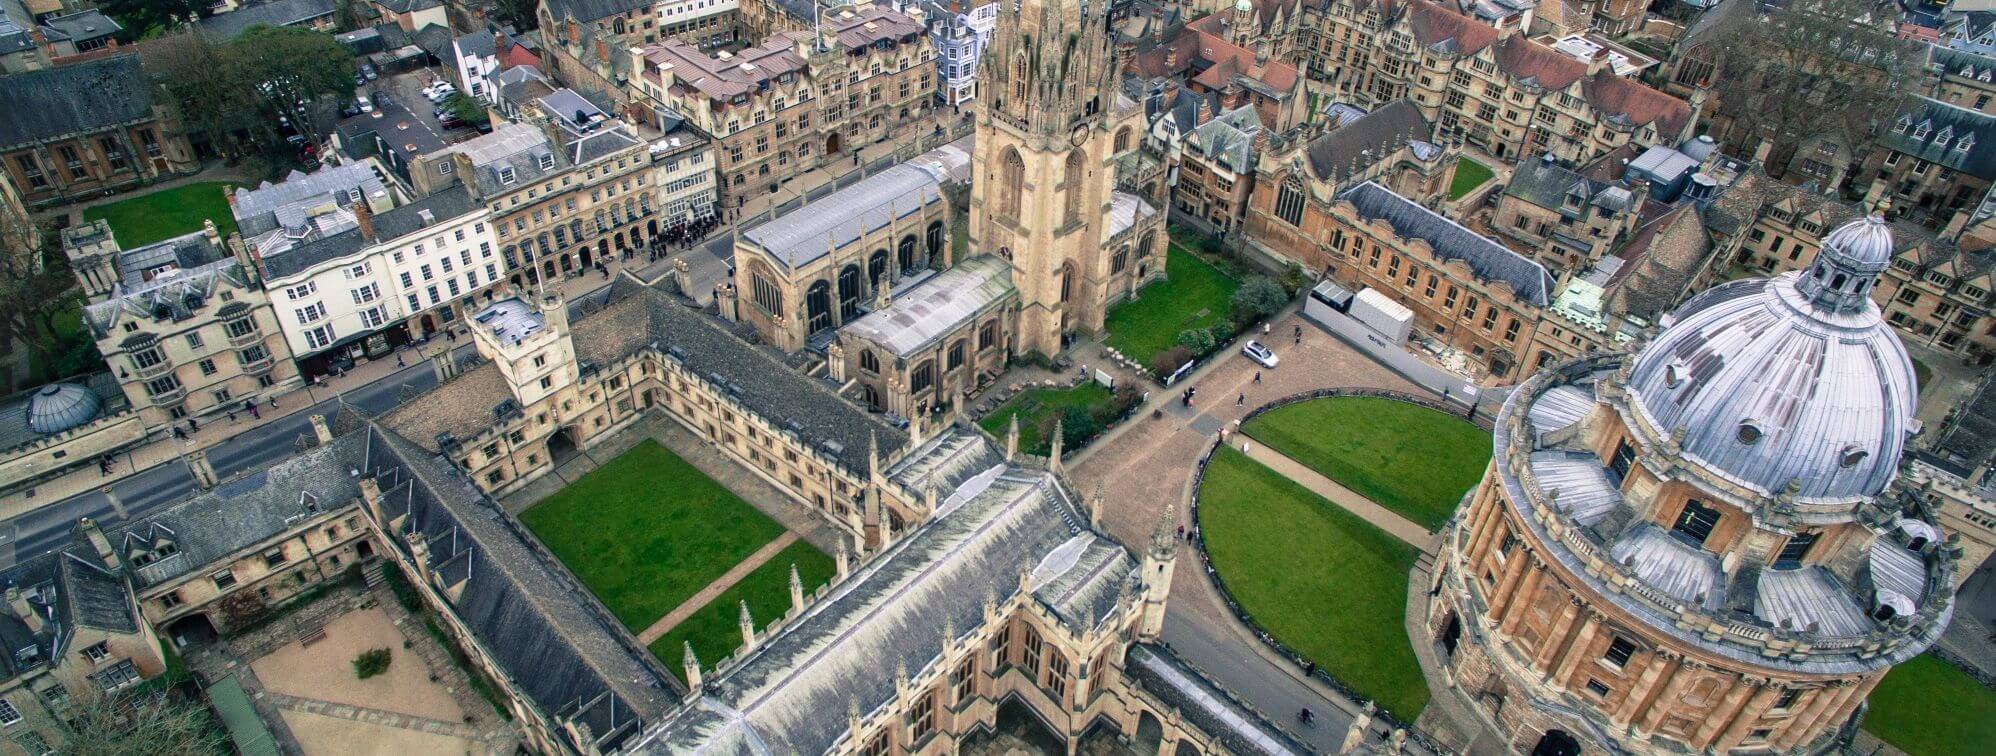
[1071,125,1089,146]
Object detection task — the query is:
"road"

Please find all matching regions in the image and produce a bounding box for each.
[0,348,464,568]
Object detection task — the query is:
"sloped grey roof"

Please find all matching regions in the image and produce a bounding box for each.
[1755,567,1868,636]
[0,55,158,150]
[1504,154,1609,212]
[262,186,480,280]
[544,0,652,22]
[1338,181,1554,305]
[382,280,905,474]
[1104,191,1159,240]
[883,425,1005,496]
[367,426,670,752]
[233,163,390,238]
[632,461,1133,754]
[55,552,135,633]
[0,373,125,451]
[119,432,368,588]
[1608,524,1724,611]
[81,258,254,340]
[198,0,335,39]
[1124,645,1306,756]
[1187,106,1261,174]
[741,151,961,270]
[1882,96,1996,181]
[1527,450,1622,527]
[1305,100,1429,181]
[839,255,1015,358]
[39,10,119,42]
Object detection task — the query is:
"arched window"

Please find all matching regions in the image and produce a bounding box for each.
[838,264,863,319]
[1138,233,1155,259]
[1112,245,1129,273]
[1059,263,1075,303]
[979,320,998,350]
[947,339,967,370]
[869,250,889,285]
[997,147,1025,219]
[858,349,879,373]
[925,221,945,263]
[898,236,918,273]
[1010,53,1028,104]
[806,281,833,333]
[750,267,783,315]
[911,360,935,393]
[1063,148,1088,225]
[1275,181,1306,226]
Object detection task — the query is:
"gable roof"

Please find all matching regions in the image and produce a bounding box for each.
[1882,96,1996,180]
[1339,181,1554,304]
[0,55,159,150]
[1303,99,1432,180]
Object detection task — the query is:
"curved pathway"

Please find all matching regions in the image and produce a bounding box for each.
[1071,311,1438,752]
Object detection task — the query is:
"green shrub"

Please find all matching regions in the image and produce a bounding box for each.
[1151,346,1194,378]
[1177,327,1218,355]
[352,648,392,679]
[1035,407,1098,454]
[1230,276,1289,324]
[1279,264,1309,297]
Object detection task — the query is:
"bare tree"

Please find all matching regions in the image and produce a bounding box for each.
[54,687,229,756]
[1690,0,1923,180]
[0,204,87,386]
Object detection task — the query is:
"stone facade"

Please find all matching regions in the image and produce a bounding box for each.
[0,55,198,209]
[968,0,1165,357]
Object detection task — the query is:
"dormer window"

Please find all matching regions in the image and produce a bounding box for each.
[1736,420,1763,444]
[538,153,555,171]
[498,166,516,184]
[1895,115,1913,134]
[1840,446,1870,467]
[1934,127,1953,149]
[1957,134,1976,153]
[1913,121,1931,140]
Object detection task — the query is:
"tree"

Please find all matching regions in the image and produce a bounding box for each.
[146,27,355,161]
[0,208,86,388]
[1150,346,1193,378]
[1691,0,1922,180]
[55,688,229,756]
[1230,276,1289,324]
[494,0,542,30]
[441,93,491,128]
[1176,327,1218,355]
[98,0,204,39]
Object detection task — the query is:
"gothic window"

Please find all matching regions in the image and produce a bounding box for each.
[948,339,967,370]
[806,281,833,333]
[979,321,998,350]
[1276,181,1306,226]
[838,264,863,319]
[1011,52,1029,104]
[998,147,1025,219]
[1112,245,1128,273]
[1137,233,1155,258]
[925,221,945,263]
[911,360,935,393]
[1114,127,1134,154]
[751,268,783,315]
[1063,149,1089,225]
[869,250,890,285]
[898,236,918,273]
[1059,263,1075,303]
[859,349,879,373]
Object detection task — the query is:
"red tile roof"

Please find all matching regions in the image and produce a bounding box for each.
[1494,34,1585,89]
[1407,0,1496,54]
[1583,70,1692,134]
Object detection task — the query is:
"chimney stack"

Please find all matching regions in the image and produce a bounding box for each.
[1196,96,1214,127]
[353,200,376,242]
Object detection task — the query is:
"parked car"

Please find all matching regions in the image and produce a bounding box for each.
[358,97,374,113]
[1241,340,1279,369]
[360,63,377,81]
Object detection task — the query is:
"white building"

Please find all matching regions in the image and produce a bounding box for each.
[913,0,995,106]
[651,118,718,228]
[657,0,738,49]
[258,186,501,377]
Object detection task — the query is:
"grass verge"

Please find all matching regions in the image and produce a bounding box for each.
[1242,396,1489,531]
[647,539,835,683]
[1103,245,1241,367]
[81,181,241,247]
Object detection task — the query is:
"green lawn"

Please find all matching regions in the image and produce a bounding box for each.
[1198,447,1428,719]
[1243,396,1489,531]
[1103,246,1241,366]
[1862,655,1996,756]
[519,440,791,630]
[648,539,835,683]
[977,382,1113,455]
[81,181,240,247]
[1449,157,1495,201]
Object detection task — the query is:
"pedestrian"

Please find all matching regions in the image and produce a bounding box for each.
[396,353,405,367]
[171,426,186,440]
[227,410,236,423]
[1236,392,1245,407]
[1293,330,1302,346]
[1253,370,1262,384]
[187,418,199,433]
[1263,322,1271,336]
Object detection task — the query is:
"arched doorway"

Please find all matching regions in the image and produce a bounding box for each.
[166,614,219,649]
[1440,612,1462,658]
[826,132,843,155]
[547,426,581,463]
[1531,729,1582,756]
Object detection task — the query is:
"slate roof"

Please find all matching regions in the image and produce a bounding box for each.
[1303,100,1431,181]
[1882,96,1996,181]
[55,552,136,633]
[1124,645,1307,756]
[39,10,119,43]
[1338,181,1555,304]
[381,279,905,474]
[0,373,125,451]
[261,185,480,280]
[365,425,671,752]
[198,0,335,39]
[824,6,925,52]
[1603,205,1712,321]
[233,163,392,238]
[81,258,255,340]
[1932,370,1996,471]
[631,445,1137,754]
[1503,154,1622,213]
[0,55,159,150]
[740,144,964,270]
[544,0,653,22]
[840,255,1015,358]
[119,432,369,589]
[1185,105,1261,174]
[639,33,811,100]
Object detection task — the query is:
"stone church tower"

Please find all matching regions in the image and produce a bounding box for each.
[969,0,1140,357]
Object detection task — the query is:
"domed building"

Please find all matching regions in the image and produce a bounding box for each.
[1427,215,1959,754]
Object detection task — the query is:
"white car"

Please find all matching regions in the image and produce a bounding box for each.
[357,97,374,113]
[424,83,456,102]
[1242,340,1279,369]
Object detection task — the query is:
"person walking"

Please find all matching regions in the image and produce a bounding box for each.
[1236,392,1245,407]
[1253,371,1262,384]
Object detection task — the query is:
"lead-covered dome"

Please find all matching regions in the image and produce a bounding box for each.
[1625,216,1917,502]
[27,383,101,434]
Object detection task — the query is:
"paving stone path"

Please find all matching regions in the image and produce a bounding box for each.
[265,692,484,739]
[637,531,802,644]
[1234,441,1439,552]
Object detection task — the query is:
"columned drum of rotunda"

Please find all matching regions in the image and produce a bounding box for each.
[1427,215,1959,754]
